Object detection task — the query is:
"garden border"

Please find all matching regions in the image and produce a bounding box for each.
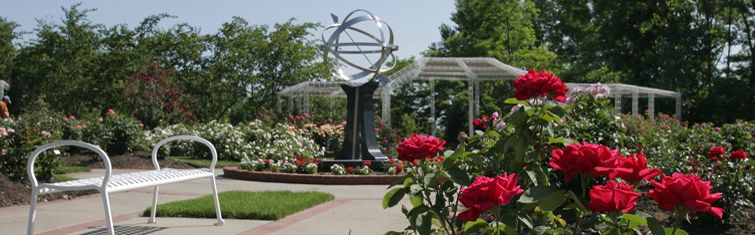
[222,167,404,185]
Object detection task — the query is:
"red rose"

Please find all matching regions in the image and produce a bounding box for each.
[107,108,116,115]
[472,118,485,130]
[389,158,396,164]
[708,146,725,160]
[729,150,747,161]
[548,143,624,182]
[396,134,445,162]
[458,172,524,221]
[648,173,724,220]
[346,166,354,173]
[395,165,403,172]
[513,69,568,103]
[363,160,372,166]
[587,180,641,213]
[610,152,661,182]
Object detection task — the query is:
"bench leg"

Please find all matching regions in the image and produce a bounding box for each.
[211,176,224,225]
[102,191,115,235]
[149,186,159,223]
[26,190,38,235]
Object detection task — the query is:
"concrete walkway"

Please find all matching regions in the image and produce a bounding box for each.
[0,169,407,235]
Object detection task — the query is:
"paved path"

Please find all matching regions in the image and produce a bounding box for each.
[0,169,407,235]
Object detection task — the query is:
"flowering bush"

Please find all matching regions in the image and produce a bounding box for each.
[147,120,325,161]
[383,70,732,234]
[240,156,321,174]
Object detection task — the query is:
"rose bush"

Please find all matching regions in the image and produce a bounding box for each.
[384,70,733,235]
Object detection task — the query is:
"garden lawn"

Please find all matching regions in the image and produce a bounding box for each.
[171,156,241,168]
[143,191,334,220]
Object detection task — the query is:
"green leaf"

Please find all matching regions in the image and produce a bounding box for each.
[664,228,689,235]
[403,177,414,187]
[526,170,539,186]
[549,105,567,117]
[496,223,518,235]
[383,187,407,209]
[647,217,666,235]
[410,195,423,207]
[538,190,566,211]
[565,190,587,212]
[504,98,527,105]
[416,212,432,235]
[423,173,436,186]
[407,205,430,218]
[463,219,488,233]
[446,167,472,186]
[622,213,647,228]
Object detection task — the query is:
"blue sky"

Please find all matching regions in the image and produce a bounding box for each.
[0,0,456,59]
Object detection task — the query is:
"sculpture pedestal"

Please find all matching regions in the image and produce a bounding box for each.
[321,82,388,170]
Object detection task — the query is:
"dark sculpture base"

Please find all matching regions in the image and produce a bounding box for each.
[325,81,389,170]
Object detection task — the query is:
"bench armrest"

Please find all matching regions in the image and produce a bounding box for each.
[27,141,112,189]
[151,135,218,171]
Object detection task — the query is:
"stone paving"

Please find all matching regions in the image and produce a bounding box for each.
[0,169,407,235]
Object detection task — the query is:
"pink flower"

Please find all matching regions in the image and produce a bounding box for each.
[107,108,116,116]
[40,131,51,137]
[74,125,83,129]
[609,152,661,182]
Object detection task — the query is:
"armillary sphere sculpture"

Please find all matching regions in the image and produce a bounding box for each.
[321,9,398,169]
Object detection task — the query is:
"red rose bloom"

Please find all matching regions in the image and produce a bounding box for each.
[708,146,725,160]
[396,134,446,162]
[729,150,747,161]
[346,166,354,173]
[363,160,372,166]
[395,165,403,172]
[648,173,724,220]
[513,69,568,103]
[587,180,641,213]
[458,173,524,221]
[472,118,485,130]
[610,152,661,182]
[549,143,624,182]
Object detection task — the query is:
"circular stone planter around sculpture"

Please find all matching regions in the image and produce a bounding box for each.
[222,167,404,185]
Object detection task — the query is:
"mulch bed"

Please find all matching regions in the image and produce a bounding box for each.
[1,152,194,208]
[223,166,405,185]
[633,196,755,235]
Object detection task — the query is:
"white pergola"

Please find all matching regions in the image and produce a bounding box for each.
[383,57,526,136]
[565,83,682,120]
[277,57,683,136]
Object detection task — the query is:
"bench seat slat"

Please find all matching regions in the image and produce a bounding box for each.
[38,168,213,194]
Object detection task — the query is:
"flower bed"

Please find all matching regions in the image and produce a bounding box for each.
[222,167,404,185]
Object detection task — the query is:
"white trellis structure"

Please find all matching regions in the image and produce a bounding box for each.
[565,83,682,120]
[383,57,526,136]
[277,57,683,136]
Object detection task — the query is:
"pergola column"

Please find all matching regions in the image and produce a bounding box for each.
[468,80,474,136]
[614,93,622,116]
[675,93,682,121]
[631,90,639,116]
[474,81,480,116]
[430,80,436,137]
[648,93,655,118]
[382,84,392,129]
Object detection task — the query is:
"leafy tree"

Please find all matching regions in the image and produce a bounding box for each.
[0,17,16,84]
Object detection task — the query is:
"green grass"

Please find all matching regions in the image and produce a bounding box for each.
[142,191,334,220]
[53,174,78,182]
[171,156,241,168]
[55,166,91,174]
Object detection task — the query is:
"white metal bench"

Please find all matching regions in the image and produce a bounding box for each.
[26,135,224,235]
